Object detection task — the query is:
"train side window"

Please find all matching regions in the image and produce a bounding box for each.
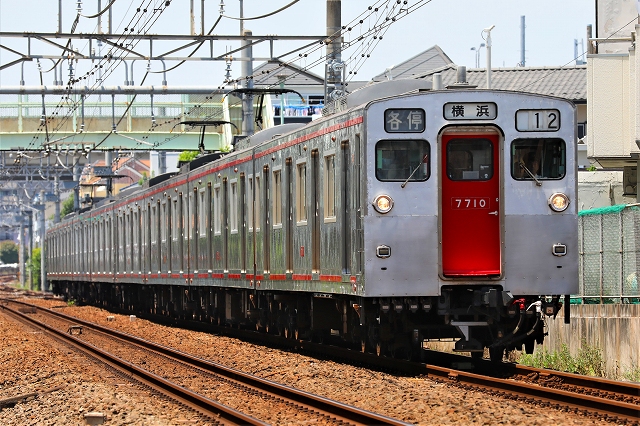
[214,185,221,235]
[324,154,336,220]
[248,176,255,231]
[297,162,307,223]
[230,181,238,233]
[446,139,493,181]
[255,176,261,231]
[199,189,207,237]
[511,138,565,180]
[272,170,282,227]
[375,140,430,181]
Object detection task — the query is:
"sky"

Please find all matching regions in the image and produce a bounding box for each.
[0,0,598,88]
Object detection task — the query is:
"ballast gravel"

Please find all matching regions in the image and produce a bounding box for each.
[0,295,617,425]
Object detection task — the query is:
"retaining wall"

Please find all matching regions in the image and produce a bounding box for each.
[546,304,640,377]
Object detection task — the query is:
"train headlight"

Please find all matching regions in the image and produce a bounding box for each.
[548,193,570,212]
[373,195,394,214]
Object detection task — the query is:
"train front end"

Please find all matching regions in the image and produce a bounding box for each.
[362,89,577,359]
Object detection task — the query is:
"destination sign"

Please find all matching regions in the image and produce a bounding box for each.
[516,109,560,132]
[384,108,425,133]
[443,102,497,120]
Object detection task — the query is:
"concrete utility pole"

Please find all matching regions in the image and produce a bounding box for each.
[520,16,525,67]
[325,0,344,102]
[39,190,47,293]
[484,25,495,89]
[241,28,254,136]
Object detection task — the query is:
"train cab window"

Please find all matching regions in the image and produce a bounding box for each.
[375,140,430,181]
[446,139,493,181]
[511,138,565,180]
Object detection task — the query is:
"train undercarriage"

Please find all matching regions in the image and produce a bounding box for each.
[51,281,562,362]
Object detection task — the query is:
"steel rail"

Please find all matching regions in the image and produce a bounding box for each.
[0,303,265,426]
[3,299,410,426]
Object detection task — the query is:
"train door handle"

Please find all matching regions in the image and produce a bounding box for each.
[488,211,498,216]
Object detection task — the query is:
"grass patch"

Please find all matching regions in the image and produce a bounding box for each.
[517,340,605,377]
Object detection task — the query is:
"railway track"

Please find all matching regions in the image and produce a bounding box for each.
[0,299,409,426]
[5,297,640,424]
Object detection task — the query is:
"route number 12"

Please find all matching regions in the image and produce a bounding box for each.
[516,109,560,132]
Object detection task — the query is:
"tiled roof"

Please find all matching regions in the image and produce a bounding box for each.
[252,60,324,86]
[370,45,454,82]
[416,64,587,102]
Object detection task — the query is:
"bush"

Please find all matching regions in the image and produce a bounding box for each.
[27,247,41,290]
[0,240,18,264]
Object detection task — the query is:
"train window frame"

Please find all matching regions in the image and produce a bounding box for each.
[511,138,566,181]
[272,168,283,228]
[214,184,222,235]
[375,139,430,182]
[198,188,207,237]
[255,176,261,232]
[296,160,308,224]
[171,199,179,241]
[324,152,336,222]
[446,138,494,181]
[247,176,254,231]
[230,179,239,233]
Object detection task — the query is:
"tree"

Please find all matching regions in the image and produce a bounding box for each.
[27,247,41,290]
[61,194,75,218]
[0,240,18,264]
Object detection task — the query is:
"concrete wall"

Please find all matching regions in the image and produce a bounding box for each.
[546,304,640,377]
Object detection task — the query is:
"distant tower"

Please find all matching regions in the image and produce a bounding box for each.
[520,16,526,67]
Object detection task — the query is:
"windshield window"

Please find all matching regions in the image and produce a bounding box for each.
[375,140,430,181]
[511,139,565,180]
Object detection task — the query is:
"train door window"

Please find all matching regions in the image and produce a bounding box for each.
[324,153,336,221]
[375,140,430,181]
[247,176,254,231]
[272,169,282,227]
[199,189,207,236]
[151,205,157,244]
[171,200,179,241]
[161,202,168,243]
[214,185,221,235]
[296,161,307,223]
[511,138,566,180]
[230,180,238,233]
[446,139,493,181]
[255,176,261,231]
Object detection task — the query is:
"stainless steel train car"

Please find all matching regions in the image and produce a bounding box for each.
[46,80,578,361]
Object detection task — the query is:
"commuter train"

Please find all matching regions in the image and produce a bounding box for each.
[45,78,578,361]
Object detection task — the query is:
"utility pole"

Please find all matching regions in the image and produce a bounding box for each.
[39,190,47,293]
[325,0,344,103]
[520,16,525,67]
[484,25,495,89]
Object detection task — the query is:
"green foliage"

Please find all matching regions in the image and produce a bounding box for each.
[518,340,605,377]
[586,164,597,171]
[138,171,149,186]
[178,151,199,164]
[27,247,41,290]
[0,240,18,264]
[623,366,640,382]
[60,194,75,218]
[67,299,76,307]
[219,145,231,153]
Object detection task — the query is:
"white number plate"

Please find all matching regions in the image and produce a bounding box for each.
[516,109,560,131]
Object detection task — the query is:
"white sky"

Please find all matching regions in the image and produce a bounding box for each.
[0,0,597,88]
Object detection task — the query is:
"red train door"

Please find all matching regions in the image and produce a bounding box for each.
[441,133,501,276]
